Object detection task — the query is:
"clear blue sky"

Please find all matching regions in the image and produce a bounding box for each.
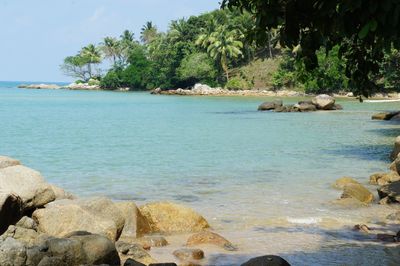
[0,0,220,82]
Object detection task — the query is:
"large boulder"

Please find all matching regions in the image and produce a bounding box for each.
[0,156,20,169]
[312,94,335,110]
[1,225,40,247]
[115,201,151,241]
[391,136,400,160]
[341,183,374,204]
[378,181,400,203]
[258,100,283,111]
[369,172,400,186]
[33,198,125,241]
[0,192,23,234]
[0,165,56,210]
[139,202,209,233]
[241,255,291,266]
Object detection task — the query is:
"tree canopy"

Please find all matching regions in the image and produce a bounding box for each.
[222,0,400,96]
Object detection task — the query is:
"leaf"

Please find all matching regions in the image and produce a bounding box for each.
[358,23,370,39]
[370,19,378,32]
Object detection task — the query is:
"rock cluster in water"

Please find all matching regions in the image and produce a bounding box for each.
[372,111,400,121]
[258,94,342,112]
[0,155,289,266]
[151,84,305,97]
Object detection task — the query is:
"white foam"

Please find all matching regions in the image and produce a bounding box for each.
[286,217,322,224]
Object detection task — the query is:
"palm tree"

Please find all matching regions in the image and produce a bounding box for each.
[100,37,121,65]
[80,44,102,80]
[168,19,187,42]
[140,21,158,44]
[197,25,243,81]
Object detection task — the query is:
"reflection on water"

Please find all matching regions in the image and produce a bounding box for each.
[1,82,400,265]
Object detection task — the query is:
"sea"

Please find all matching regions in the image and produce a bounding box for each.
[1,81,400,265]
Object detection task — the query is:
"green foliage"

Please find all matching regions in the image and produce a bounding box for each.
[100,70,121,90]
[225,77,250,90]
[378,49,400,91]
[273,47,349,94]
[88,78,100,86]
[222,0,400,96]
[177,53,217,86]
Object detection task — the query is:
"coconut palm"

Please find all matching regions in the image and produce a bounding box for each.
[80,44,102,79]
[100,37,121,65]
[140,22,158,44]
[198,25,243,81]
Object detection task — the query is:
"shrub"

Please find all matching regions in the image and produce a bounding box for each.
[100,71,121,90]
[225,77,250,90]
[88,78,100,86]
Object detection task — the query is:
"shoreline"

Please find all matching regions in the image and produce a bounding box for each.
[17,82,400,100]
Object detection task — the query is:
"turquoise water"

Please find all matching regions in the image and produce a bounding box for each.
[2,81,400,265]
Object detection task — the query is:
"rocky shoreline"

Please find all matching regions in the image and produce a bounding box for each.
[0,156,290,266]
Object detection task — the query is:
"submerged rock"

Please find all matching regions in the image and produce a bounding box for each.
[18,84,61,90]
[241,255,291,266]
[292,103,317,112]
[186,231,236,251]
[341,183,374,204]
[116,241,156,265]
[173,248,204,261]
[139,202,209,234]
[333,177,360,190]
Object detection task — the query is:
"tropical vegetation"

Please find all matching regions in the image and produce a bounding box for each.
[61,4,400,95]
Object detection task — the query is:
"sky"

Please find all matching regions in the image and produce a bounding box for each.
[0,0,220,82]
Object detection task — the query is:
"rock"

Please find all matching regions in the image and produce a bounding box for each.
[386,211,400,221]
[26,246,48,266]
[390,155,400,175]
[0,165,56,210]
[390,113,400,121]
[369,172,400,186]
[0,192,23,234]
[49,185,75,200]
[149,264,177,266]
[70,233,121,265]
[33,198,124,241]
[45,237,84,264]
[139,236,168,247]
[371,111,400,120]
[37,256,65,266]
[274,106,289,112]
[333,177,360,190]
[379,196,392,205]
[292,103,317,112]
[391,136,400,160]
[378,181,400,203]
[186,231,236,251]
[139,202,209,234]
[333,104,343,110]
[116,241,156,265]
[353,224,370,233]
[0,156,20,169]
[173,248,204,260]
[241,255,291,266]
[66,83,100,90]
[0,237,27,266]
[115,201,151,241]
[341,183,374,204]
[312,94,335,110]
[258,100,283,111]
[124,258,146,266]
[16,216,37,230]
[377,234,396,242]
[18,84,61,90]
[333,197,368,208]
[1,225,39,246]
[346,92,354,97]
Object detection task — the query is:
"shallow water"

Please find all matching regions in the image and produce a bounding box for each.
[1,81,400,265]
